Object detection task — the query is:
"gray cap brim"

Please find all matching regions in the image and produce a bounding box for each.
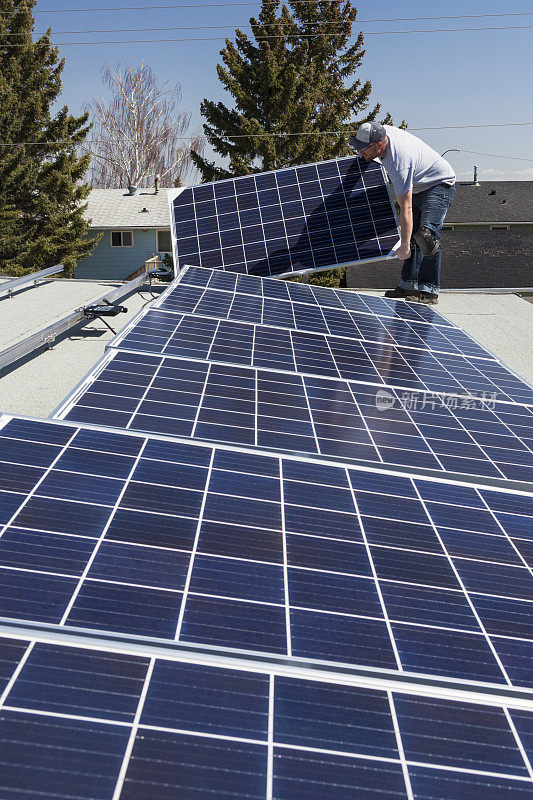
[349,136,370,151]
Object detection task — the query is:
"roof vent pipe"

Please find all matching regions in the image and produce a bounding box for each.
[127,185,137,196]
[473,166,480,186]
[154,174,160,194]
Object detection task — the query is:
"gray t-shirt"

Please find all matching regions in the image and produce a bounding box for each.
[380,125,456,196]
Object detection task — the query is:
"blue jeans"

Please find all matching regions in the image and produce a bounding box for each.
[399,182,455,296]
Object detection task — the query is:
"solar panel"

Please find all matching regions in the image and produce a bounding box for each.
[168,157,400,277]
[109,307,533,405]
[1,415,532,686]
[160,264,457,328]
[2,634,533,800]
[54,350,533,484]
[154,281,491,361]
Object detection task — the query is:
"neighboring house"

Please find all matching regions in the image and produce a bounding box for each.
[347,180,533,289]
[75,188,172,280]
[439,181,533,287]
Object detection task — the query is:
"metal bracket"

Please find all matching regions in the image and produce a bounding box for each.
[79,298,128,335]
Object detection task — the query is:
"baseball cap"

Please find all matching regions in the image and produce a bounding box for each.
[349,121,386,151]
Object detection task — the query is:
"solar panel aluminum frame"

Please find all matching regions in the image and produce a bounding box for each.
[49,348,533,495]
[2,628,533,721]
[167,158,401,279]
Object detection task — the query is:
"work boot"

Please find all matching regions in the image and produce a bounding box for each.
[407,291,439,305]
[414,226,440,257]
[384,287,417,298]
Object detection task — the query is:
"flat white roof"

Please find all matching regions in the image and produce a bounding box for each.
[0,278,157,417]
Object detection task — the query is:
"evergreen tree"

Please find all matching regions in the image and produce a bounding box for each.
[192,0,399,180]
[0,0,96,277]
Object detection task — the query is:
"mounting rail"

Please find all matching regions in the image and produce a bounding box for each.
[0,274,145,372]
[0,265,64,299]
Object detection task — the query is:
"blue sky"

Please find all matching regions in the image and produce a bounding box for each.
[33,0,533,181]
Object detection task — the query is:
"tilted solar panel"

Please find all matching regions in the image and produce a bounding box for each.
[155,280,490,361]
[1,416,532,687]
[54,350,533,484]
[160,264,457,327]
[168,157,400,277]
[2,634,533,799]
[109,307,533,405]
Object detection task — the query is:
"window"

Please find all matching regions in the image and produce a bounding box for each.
[490,225,509,231]
[157,229,172,252]
[110,230,134,247]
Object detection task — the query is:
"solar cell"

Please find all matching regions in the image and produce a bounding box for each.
[109,307,533,405]
[169,157,400,277]
[1,415,532,686]
[54,350,533,484]
[1,635,533,799]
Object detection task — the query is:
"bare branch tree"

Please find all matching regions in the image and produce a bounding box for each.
[85,62,204,188]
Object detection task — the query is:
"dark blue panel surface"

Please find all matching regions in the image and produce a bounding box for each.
[0,567,76,623]
[396,695,530,774]
[274,676,398,756]
[8,643,149,721]
[272,748,408,800]
[180,595,287,654]
[2,637,533,799]
[392,623,506,683]
[0,637,29,693]
[66,581,183,638]
[176,264,457,327]
[121,731,268,800]
[408,767,533,800]
[0,710,130,799]
[62,351,533,482]
[0,417,532,687]
[171,157,398,278]
[111,308,533,404]
[141,661,269,737]
[290,609,397,668]
[158,269,494,361]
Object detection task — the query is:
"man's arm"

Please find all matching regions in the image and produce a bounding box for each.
[396,190,412,260]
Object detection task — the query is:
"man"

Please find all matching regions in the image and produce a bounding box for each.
[349,122,455,305]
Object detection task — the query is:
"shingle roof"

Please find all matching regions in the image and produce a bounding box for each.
[84,188,171,228]
[446,181,533,223]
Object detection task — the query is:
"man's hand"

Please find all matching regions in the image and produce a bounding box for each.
[396,243,411,260]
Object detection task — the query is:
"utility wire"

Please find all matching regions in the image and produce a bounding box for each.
[2,23,533,45]
[10,1,531,13]
[5,0,530,14]
[459,150,533,162]
[1,123,533,147]
[5,12,533,36]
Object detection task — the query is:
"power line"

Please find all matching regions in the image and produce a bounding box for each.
[9,2,533,16]
[7,0,514,13]
[2,23,533,45]
[5,12,533,36]
[459,150,533,163]
[1,122,533,147]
